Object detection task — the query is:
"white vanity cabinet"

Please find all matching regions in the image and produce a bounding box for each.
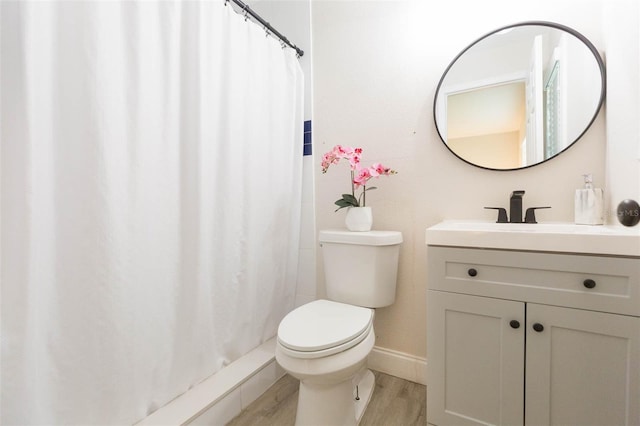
[426,245,640,426]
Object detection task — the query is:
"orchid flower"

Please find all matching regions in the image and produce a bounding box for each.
[321,145,396,211]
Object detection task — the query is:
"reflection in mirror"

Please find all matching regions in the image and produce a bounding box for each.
[434,21,605,171]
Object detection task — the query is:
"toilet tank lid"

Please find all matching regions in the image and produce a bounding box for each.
[319,229,403,246]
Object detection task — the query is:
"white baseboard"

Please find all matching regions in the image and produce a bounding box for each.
[136,338,283,426]
[367,346,427,386]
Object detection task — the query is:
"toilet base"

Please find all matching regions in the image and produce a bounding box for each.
[353,369,375,423]
[295,368,376,426]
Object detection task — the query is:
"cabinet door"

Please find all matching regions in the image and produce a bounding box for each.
[526,304,640,426]
[427,291,525,426]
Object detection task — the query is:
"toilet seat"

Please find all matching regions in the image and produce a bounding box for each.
[277,299,374,359]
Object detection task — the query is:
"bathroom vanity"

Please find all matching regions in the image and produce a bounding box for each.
[426,221,640,426]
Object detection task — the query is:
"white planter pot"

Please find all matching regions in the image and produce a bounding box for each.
[345,207,373,232]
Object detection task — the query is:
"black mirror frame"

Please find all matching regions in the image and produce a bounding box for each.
[433,21,606,171]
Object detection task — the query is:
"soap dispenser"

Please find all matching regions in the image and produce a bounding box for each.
[574,173,604,225]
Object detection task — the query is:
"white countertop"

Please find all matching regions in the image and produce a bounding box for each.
[426,220,640,257]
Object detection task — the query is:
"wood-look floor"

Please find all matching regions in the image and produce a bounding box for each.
[226,370,426,426]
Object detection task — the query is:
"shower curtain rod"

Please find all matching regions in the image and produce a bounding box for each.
[227,0,304,57]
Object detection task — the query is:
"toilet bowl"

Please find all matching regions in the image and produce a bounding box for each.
[276,230,403,426]
[276,300,376,425]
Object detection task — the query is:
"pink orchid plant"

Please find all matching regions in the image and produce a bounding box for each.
[321,145,397,211]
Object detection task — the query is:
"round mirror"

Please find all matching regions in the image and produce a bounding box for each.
[433,21,605,171]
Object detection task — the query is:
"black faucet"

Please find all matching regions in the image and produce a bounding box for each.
[485,191,551,223]
[509,190,525,223]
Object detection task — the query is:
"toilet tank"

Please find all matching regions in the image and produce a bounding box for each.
[319,230,403,308]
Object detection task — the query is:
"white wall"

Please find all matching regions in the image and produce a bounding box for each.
[312,0,616,359]
[603,0,640,219]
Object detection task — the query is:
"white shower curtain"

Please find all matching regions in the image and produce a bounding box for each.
[1,1,303,424]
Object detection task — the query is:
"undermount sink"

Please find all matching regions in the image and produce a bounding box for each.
[426,220,640,256]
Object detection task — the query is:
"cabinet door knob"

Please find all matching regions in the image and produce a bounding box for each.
[509,320,520,329]
[583,279,596,289]
[468,268,478,277]
[533,323,544,332]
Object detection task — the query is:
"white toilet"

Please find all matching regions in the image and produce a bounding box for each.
[276,229,403,426]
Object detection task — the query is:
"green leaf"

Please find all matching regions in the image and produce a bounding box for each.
[334,199,352,207]
[341,194,359,205]
[334,194,360,212]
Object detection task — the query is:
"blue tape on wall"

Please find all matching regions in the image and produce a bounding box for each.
[303,120,312,156]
